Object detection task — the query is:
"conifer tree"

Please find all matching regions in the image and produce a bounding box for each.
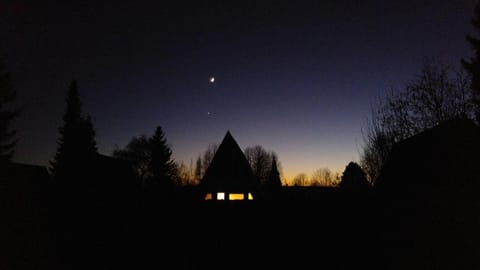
[265,156,282,189]
[194,156,203,182]
[339,162,370,190]
[51,80,97,179]
[149,126,176,187]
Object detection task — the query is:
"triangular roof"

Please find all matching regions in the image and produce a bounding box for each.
[200,131,259,193]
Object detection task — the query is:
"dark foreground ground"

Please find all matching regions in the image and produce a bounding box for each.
[1,186,479,270]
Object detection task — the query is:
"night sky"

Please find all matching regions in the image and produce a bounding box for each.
[1,1,476,182]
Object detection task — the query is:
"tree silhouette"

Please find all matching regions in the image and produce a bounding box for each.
[244,145,269,184]
[113,126,176,191]
[202,143,218,173]
[360,120,394,183]
[194,155,203,182]
[149,126,176,189]
[293,173,308,186]
[310,167,335,186]
[265,156,282,189]
[462,1,480,123]
[0,60,19,163]
[50,80,98,180]
[339,162,370,190]
[112,135,151,186]
[175,161,193,186]
[244,145,281,186]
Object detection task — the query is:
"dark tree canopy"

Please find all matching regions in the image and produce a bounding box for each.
[339,162,370,190]
[149,126,177,188]
[0,61,19,163]
[114,126,176,190]
[462,1,480,123]
[112,135,151,185]
[50,80,98,179]
[244,145,281,186]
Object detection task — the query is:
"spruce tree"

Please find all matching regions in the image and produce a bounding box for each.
[50,80,97,179]
[462,1,480,123]
[194,156,203,182]
[0,61,19,163]
[339,162,370,190]
[266,156,282,189]
[149,126,176,188]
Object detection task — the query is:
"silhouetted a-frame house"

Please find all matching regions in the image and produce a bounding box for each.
[200,131,259,201]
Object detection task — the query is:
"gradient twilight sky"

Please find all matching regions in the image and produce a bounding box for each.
[0,1,477,182]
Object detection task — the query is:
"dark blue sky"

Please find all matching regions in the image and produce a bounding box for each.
[1,0,476,181]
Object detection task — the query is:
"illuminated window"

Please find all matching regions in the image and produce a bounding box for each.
[216,192,225,200]
[229,193,244,200]
[205,192,254,200]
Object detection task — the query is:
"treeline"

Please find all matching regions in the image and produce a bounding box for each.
[1,63,342,191]
[3,2,480,193]
[112,128,286,188]
[291,161,370,190]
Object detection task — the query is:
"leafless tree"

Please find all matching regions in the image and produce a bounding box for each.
[113,135,151,185]
[310,167,334,186]
[293,173,308,186]
[244,145,282,185]
[202,143,218,173]
[175,161,193,186]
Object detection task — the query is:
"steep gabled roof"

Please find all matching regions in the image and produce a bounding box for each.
[200,131,259,192]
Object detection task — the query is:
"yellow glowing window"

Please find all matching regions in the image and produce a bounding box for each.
[248,193,253,200]
[204,193,212,200]
[229,193,244,200]
[216,192,225,200]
